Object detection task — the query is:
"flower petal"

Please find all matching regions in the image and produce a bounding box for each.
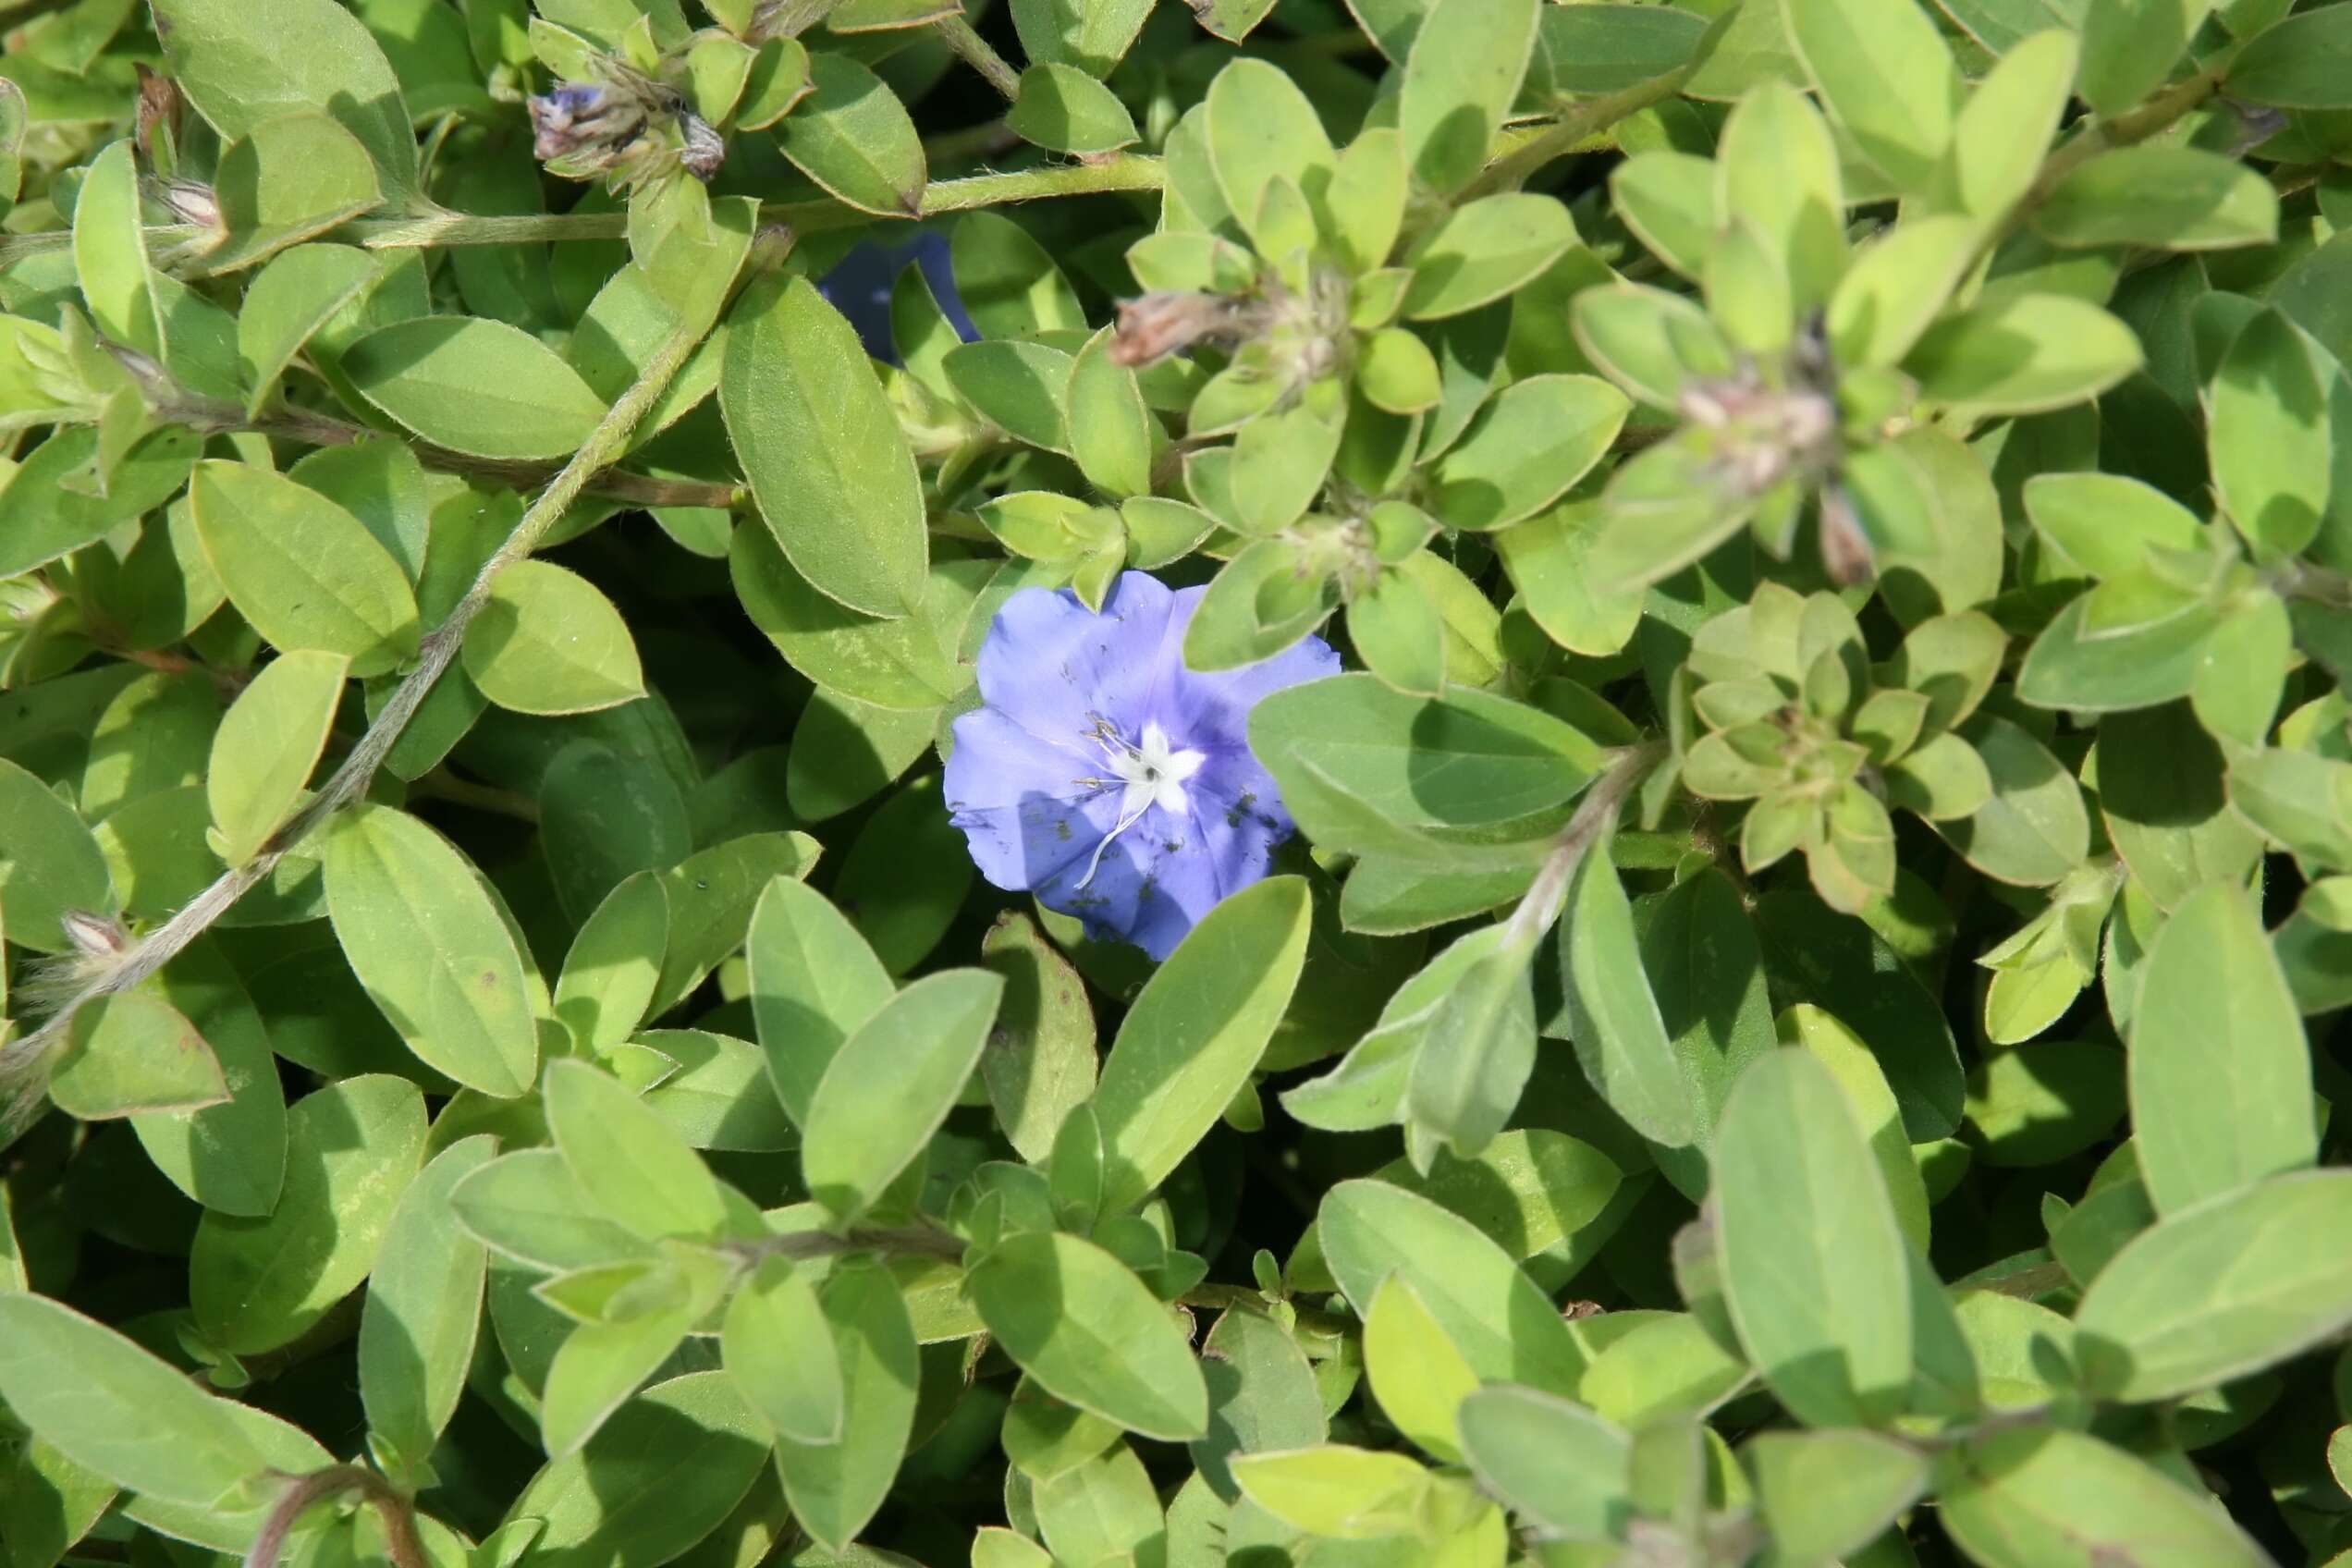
[976,574,1180,750]
[1041,802,1220,961]
[1151,588,1341,752]
[945,707,1119,893]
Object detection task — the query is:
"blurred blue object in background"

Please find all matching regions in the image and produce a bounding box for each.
[813,227,978,364]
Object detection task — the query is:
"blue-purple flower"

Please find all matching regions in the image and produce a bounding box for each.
[946,571,1336,959]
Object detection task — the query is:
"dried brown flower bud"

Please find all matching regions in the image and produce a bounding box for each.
[677,111,727,183]
[1109,292,1257,368]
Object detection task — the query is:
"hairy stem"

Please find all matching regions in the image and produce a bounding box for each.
[173,394,741,509]
[1463,69,1694,200]
[0,158,1167,266]
[8,308,710,1065]
[724,1225,968,1265]
[1503,740,1667,947]
[934,14,1023,103]
[242,1466,424,1568]
[1999,69,2224,242]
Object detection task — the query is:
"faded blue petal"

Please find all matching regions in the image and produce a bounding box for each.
[945,570,1334,960]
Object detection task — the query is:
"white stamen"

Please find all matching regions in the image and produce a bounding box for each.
[1074,720,1206,889]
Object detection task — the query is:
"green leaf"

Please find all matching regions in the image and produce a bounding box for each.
[1429,374,1628,531]
[1229,1446,1433,1540]
[343,315,610,460]
[154,0,419,202]
[448,1148,653,1271]
[1317,1178,1586,1394]
[1094,876,1312,1212]
[1950,30,2077,219]
[537,741,690,925]
[778,52,925,217]
[944,339,1072,451]
[724,1257,844,1446]
[2078,0,2212,117]
[2075,1169,2352,1401]
[1008,64,1139,153]
[206,649,346,865]
[723,275,928,619]
[2226,2,2352,108]
[1361,1276,1478,1461]
[288,437,428,585]
[653,830,823,1016]
[50,990,228,1120]
[969,1231,1210,1441]
[1905,294,2144,417]
[1010,0,1152,74]
[205,112,384,274]
[460,560,645,716]
[1192,1305,1327,1497]
[324,803,540,1096]
[1966,1041,2127,1168]
[732,532,976,712]
[1939,1427,2269,1565]
[1403,195,1578,321]
[950,211,1087,337]
[748,875,896,1128]
[1749,1429,1929,1565]
[504,1372,769,1568]
[802,968,1002,1224]
[1933,715,2089,887]
[979,910,1100,1166]
[2127,880,2316,1216]
[190,1073,427,1355]
[636,1029,795,1152]
[1559,838,1702,1147]
[1249,675,1604,858]
[1455,1386,1630,1537]
[190,459,420,676]
[2036,147,2278,252]
[1349,567,1448,697]
[1067,328,1155,500]
[359,1133,495,1478]
[0,427,203,582]
[2016,592,2221,713]
[1827,214,1984,368]
[2211,309,2333,557]
[540,1258,723,1458]
[1713,1049,1912,1426]
[128,940,288,1217]
[1535,4,1711,95]
[1405,925,1538,1160]
[0,1292,266,1504]
[1204,59,1334,252]
[1035,1445,1165,1562]
[545,1058,728,1241]
[236,244,387,417]
[0,757,116,953]
[1782,0,1959,191]
[73,141,156,355]
[1399,0,1538,193]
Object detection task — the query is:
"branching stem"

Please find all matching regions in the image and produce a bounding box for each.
[8,306,710,1067]
[934,15,1023,103]
[242,1466,423,1568]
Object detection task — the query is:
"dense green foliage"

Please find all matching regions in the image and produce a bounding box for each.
[7,0,2352,1563]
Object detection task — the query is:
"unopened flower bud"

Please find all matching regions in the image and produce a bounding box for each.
[677,111,726,183]
[528,81,644,167]
[61,911,131,961]
[1817,483,1877,587]
[1109,292,1257,368]
[161,178,219,230]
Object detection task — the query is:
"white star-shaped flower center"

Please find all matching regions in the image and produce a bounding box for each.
[1072,720,1207,889]
[1108,721,1206,815]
